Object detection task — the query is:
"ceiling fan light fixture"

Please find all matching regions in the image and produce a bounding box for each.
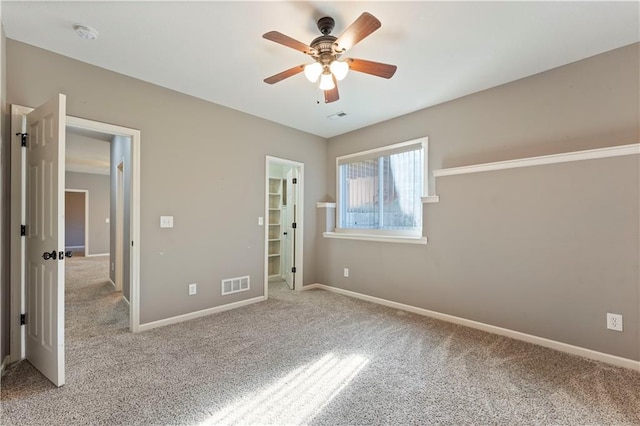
[319,72,335,90]
[304,62,323,83]
[330,60,349,81]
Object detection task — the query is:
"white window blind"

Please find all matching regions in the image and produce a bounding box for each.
[337,138,426,235]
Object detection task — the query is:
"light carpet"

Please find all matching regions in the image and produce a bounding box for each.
[1,256,639,425]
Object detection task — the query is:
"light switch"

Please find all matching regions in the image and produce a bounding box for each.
[258,216,264,226]
[105,218,110,223]
[160,216,174,228]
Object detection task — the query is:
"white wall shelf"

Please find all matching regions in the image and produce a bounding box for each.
[433,144,640,178]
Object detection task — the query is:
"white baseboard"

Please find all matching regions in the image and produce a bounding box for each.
[1,355,10,376]
[86,253,109,257]
[304,284,640,372]
[109,278,116,289]
[122,295,130,306]
[65,245,84,249]
[138,296,266,332]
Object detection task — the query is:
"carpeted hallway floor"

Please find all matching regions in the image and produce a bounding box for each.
[1,257,639,425]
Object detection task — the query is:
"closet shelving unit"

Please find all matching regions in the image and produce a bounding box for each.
[268,177,282,278]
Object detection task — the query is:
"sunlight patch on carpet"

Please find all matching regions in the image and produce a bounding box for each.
[198,353,369,425]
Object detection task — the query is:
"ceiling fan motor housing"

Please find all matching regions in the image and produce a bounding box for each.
[310,35,339,64]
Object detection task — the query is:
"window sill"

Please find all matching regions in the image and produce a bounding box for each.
[323,232,428,245]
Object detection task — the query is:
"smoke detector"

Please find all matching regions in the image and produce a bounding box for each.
[73,24,98,40]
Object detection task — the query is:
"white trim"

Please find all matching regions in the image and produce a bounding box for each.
[337,137,427,163]
[66,114,142,334]
[433,143,640,177]
[65,189,90,254]
[64,245,85,249]
[85,253,109,257]
[265,156,305,298]
[10,105,31,363]
[303,284,640,372]
[121,296,130,307]
[1,355,11,376]
[421,195,440,203]
[66,115,141,138]
[316,202,336,209]
[323,231,428,245]
[109,278,116,289]
[138,296,266,332]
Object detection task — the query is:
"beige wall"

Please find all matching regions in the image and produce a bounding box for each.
[66,172,110,255]
[321,43,640,361]
[64,191,85,247]
[7,40,326,324]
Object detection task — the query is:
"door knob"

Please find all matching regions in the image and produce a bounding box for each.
[42,250,57,260]
[65,251,73,258]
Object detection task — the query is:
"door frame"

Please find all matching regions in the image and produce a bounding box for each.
[264,156,304,298]
[10,104,142,363]
[64,189,89,256]
[115,162,124,292]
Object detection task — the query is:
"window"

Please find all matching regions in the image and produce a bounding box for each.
[336,138,427,238]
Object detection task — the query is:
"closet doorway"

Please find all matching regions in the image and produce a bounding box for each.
[265,156,304,297]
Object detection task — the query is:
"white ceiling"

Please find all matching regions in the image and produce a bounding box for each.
[3,1,639,138]
[66,127,111,175]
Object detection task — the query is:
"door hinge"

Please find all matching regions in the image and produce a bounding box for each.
[16,132,28,147]
[292,222,297,229]
[291,267,297,273]
[292,178,297,184]
[20,225,26,236]
[20,313,27,325]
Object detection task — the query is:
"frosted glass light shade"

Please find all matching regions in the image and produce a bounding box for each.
[304,62,323,83]
[330,60,349,81]
[319,72,335,90]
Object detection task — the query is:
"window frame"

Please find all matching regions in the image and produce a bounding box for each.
[335,137,429,239]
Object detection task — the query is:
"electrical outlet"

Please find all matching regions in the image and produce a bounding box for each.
[188,283,197,296]
[606,313,623,332]
[343,268,349,278]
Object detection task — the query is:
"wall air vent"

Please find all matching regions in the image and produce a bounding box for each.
[222,275,250,295]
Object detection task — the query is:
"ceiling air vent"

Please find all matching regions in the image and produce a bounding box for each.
[327,111,347,120]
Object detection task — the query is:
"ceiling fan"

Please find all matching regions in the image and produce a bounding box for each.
[263,12,397,104]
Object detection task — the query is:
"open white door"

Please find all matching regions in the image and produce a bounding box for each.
[283,168,297,289]
[24,94,66,387]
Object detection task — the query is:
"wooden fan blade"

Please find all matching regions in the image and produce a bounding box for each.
[264,65,305,84]
[334,12,381,52]
[347,58,397,79]
[263,31,315,54]
[324,76,340,103]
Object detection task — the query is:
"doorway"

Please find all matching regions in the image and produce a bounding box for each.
[265,156,304,298]
[64,190,88,257]
[9,102,142,381]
